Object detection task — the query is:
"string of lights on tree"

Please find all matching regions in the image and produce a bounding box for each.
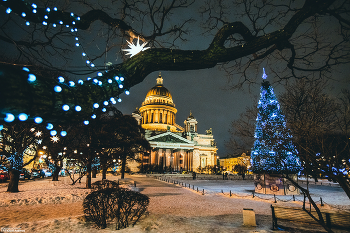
[250,68,301,174]
[0,0,150,139]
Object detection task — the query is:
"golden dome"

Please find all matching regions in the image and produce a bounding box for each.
[139,74,184,132]
[145,75,172,99]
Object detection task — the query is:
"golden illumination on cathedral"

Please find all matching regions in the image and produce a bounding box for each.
[139,74,184,132]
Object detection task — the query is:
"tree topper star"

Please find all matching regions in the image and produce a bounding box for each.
[122,37,150,57]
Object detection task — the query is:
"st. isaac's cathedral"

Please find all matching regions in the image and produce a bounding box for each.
[131,74,218,172]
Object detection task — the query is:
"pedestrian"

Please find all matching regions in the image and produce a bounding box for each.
[192,171,196,180]
[40,169,45,178]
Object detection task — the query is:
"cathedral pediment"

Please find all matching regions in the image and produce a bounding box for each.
[148,132,192,144]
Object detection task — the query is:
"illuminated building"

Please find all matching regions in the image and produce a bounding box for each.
[132,74,218,172]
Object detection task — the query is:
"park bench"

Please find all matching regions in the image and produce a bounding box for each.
[271,204,350,231]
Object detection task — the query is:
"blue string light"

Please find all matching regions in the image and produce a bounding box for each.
[34,117,43,124]
[4,113,15,122]
[62,105,70,111]
[28,74,36,82]
[46,123,54,130]
[54,86,62,92]
[2,3,131,131]
[58,76,65,83]
[18,113,28,121]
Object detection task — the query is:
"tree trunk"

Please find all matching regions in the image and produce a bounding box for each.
[86,154,92,189]
[102,167,107,180]
[51,165,60,181]
[7,170,20,192]
[121,156,126,179]
[92,167,97,178]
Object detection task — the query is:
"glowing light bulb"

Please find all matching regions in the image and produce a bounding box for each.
[50,130,57,136]
[54,86,62,92]
[97,72,102,76]
[23,66,30,71]
[125,90,130,95]
[26,22,30,26]
[104,101,108,106]
[32,4,37,8]
[53,7,57,11]
[86,60,90,64]
[33,9,37,13]
[43,21,47,25]
[75,43,79,47]
[4,113,15,122]
[84,120,89,125]
[53,24,56,27]
[78,80,83,85]
[46,8,50,12]
[75,106,82,111]
[61,131,67,137]
[34,117,43,124]
[21,12,26,17]
[59,21,63,24]
[44,15,48,19]
[82,53,86,56]
[120,77,124,81]
[62,105,70,111]
[98,81,102,86]
[28,74,36,82]
[18,113,28,121]
[114,76,119,81]
[108,79,112,83]
[93,79,98,84]
[93,103,99,108]
[102,108,106,112]
[46,123,54,130]
[69,81,75,87]
[90,64,95,67]
[91,114,96,119]
[58,76,64,83]
[119,84,123,88]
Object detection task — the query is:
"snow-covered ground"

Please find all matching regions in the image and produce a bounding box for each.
[157,174,350,210]
[0,174,349,233]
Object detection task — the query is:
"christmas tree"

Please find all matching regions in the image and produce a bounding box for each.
[251,69,301,174]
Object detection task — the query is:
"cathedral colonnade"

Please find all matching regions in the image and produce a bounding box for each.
[147,148,193,172]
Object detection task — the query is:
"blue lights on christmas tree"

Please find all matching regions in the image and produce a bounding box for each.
[251,68,301,174]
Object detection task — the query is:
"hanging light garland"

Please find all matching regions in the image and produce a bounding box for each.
[0,0,144,134]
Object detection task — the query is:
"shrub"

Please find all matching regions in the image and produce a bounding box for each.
[83,185,149,230]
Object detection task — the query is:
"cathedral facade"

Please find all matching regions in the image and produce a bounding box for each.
[132,74,218,172]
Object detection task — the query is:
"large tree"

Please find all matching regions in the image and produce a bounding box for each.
[0,122,43,192]
[0,0,349,125]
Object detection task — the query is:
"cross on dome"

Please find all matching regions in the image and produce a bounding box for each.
[157,73,163,85]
